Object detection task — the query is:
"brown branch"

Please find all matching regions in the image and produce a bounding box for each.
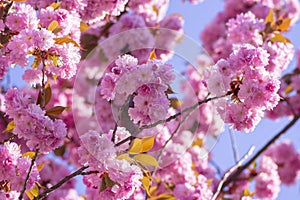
[139,94,227,131]
[212,114,300,199]
[211,146,255,200]
[34,166,89,200]
[18,148,39,200]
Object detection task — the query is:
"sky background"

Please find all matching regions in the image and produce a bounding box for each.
[166,0,300,199]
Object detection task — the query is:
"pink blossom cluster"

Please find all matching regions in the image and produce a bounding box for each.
[201,0,300,62]
[255,156,281,199]
[4,88,67,153]
[37,158,84,200]
[180,65,225,137]
[128,0,169,24]
[264,140,300,185]
[0,142,40,192]
[80,0,128,24]
[265,48,300,119]
[99,54,175,126]
[0,3,81,82]
[154,144,214,199]
[78,130,143,199]
[206,43,281,132]
[97,12,183,64]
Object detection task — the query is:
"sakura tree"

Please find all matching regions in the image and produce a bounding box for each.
[0,0,300,199]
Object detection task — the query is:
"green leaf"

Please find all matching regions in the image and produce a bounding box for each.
[2,120,15,133]
[133,154,159,167]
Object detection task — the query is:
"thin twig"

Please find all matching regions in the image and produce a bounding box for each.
[228,128,239,163]
[34,166,89,200]
[80,170,99,176]
[18,148,39,200]
[212,114,300,199]
[111,123,118,143]
[139,94,227,131]
[209,160,223,178]
[115,136,134,147]
[211,146,255,200]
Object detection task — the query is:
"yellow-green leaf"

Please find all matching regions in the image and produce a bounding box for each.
[25,185,39,200]
[266,9,274,25]
[243,187,255,197]
[117,153,132,162]
[284,84,293,94]
[49,2,62,10]
[22,152,35,158]
[32,57,41,68]
[169,98,181,109]
[48,20,60,32]
[141,136,155,153]
[37,163,45,172]
[128,138,142,154]
[2,120,15,133]
[152,5,159,16]
[142,175,151,197]
[54,37,81,48]
[53,74,58,81]
[277,18,292,32]
[49,55,59,66]
[150,193,175,200]
[134,154,159,167]
[269,33,291,43]
[192,138,203,147]
[80,21,90,32]
[149,49,157,60]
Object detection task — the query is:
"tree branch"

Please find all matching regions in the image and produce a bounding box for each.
[213,114,300,199]
[18,148,39,200]
[211,146,255,200]
[139,94,227,130]
[34,166,89,200]
[229,128,239,163]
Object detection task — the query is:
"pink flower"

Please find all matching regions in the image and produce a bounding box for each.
[0,142,40,191]
[5,4,39,32]
[226,11,264,46]
[5,89,67,153]
[255,156,280,199]
[264,140,300,185]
